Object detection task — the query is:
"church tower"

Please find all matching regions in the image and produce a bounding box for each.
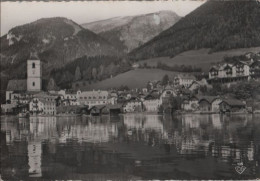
[27,53,42,91]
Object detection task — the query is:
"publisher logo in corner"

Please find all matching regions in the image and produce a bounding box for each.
[235,162,246,175]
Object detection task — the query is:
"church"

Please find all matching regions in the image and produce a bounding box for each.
[5,53,42,103]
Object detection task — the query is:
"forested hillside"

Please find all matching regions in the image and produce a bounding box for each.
[130,1,260,60]
[50,56,131,88]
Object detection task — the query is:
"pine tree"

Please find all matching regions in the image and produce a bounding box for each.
[74,66,81,81]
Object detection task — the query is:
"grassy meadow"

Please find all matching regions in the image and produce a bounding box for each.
[138,47,260,72]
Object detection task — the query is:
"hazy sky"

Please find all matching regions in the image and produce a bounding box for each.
[1,1,205,36]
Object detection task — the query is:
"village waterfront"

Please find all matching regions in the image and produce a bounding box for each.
[1,113,259,180]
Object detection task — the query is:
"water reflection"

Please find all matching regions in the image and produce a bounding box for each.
[1,114,259,180]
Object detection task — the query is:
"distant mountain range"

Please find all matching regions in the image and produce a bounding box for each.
[130,1,260,60]
[82,11,181,53]
[0,17,119,79]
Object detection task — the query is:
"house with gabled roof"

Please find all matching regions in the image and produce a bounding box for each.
[122,97,142,113]
[197,96,222,113]
[6,79,27,102]
[143,93,161,112]
[232,61,250,77]
[219,99,246,113]
[160,85,177,106]
[174,74,196,88]
[181,96,199,111]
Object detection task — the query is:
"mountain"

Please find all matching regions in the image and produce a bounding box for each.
[129,1,260,60]
[0,17,119,79]
[82,11,181,53]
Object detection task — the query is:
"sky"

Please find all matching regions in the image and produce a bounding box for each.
[1,1,205,36]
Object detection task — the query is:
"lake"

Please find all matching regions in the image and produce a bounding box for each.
[1,114,259,180]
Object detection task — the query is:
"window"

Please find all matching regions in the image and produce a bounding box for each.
[32,82,35,86]
[32,62,35,68]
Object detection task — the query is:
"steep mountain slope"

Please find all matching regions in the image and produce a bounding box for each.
[82,11,181,53]
[130,1,260,60]
[0,17,119,79]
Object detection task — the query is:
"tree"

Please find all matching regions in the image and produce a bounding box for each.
[74,66,81,81]
[162,74,169,86]
[98,65,104,80]
[47,78,59,91]
[92,67,97,80]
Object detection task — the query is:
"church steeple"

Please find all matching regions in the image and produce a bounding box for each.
[27,52,42,91]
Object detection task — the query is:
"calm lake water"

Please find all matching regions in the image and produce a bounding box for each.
[1,114,259,180]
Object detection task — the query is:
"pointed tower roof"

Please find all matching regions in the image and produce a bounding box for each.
[29,52,40,60]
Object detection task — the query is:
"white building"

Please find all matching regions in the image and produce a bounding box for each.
[209,61,251,79]
[57,90,79,106]
[77,90,109,106]
[143,94,161,112]
[123,97,142,113]
[181,96,199,111]
[29,93,57,115]
[174,74,196,88]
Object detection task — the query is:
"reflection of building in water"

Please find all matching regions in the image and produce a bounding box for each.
[123,114,164,132]
[181,115,200,128]
[57,121,118,143]
[211,142,255,164]
[123,114,166,146]
[211,114,222,129]
[1,117,29,144]
[28,142,42,177]
[29,116,57,140]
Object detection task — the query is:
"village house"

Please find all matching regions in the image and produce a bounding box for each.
[143,94,161,112]
[132,63,140,69]
[181,96,199,111]
[107,92,118,105]
[160,85,177,105]
[198,96,222,113]
[188,81,201,92]
[147,80,163,91]
[58,90,79,106]
[123,97,142,113]
[232,61,250,77]
[1,103,18,114]
[77,90,109,106]
[174,74,196,88]
[208,58,260,81]
[29,93,57,115]
[211,97,223,112]
[250,60,260,77]
[219,99,246,113]
[5,80,27,102]
[89,105,106,116]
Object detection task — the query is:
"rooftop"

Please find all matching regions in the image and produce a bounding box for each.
[221,99,245,106]
[6,79,27,91]
[29,52,40,60]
